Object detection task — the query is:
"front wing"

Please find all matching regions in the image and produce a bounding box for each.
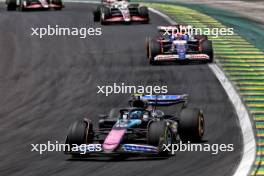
[65,144,159,155]
[104,16,148,23]
[154,54,210,62]
[22,3,63,9]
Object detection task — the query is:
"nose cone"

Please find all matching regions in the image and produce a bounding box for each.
[103,143,119,153]
[124,18,131,22]
[103,129,126,152]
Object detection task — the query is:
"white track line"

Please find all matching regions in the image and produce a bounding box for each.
[209,65,256,176]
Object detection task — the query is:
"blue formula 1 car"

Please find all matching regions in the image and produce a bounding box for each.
[64,94,205,157]
[146,25,214,64]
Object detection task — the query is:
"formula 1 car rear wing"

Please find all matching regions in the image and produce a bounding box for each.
[130,94,188,107]
[141,95,188,105]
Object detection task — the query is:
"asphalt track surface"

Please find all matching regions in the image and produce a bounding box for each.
[0,3,243,176]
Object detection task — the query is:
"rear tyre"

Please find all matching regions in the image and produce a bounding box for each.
[201,40,213,63]
[7,0,17,11]
[178,108,205,142]
[147,38,160,65]
[194,35,208,41]
[148,121,173,155]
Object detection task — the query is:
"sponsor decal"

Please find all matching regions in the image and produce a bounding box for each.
[154,54,209,61]
[122,144,158,153]
[189,54,209,59]
[155,55,178,60]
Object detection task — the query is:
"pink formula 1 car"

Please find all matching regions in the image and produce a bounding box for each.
[6,0,63,11]
[64,95,205,157]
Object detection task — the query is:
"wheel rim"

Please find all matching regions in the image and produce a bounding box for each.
[166,129,173,145]
[198,114,204,137]
[101,12,105,22]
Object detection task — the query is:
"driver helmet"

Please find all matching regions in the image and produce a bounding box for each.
[172,27,188,40]
[122,113,128,121]
[142,112,149,121]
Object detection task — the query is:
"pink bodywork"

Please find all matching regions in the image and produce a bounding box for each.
[105,16,148,22]
[24,4,61,9]
[103,129,126,152]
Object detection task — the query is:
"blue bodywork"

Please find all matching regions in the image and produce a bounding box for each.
[114,119,142,129]
[139,95,186,105]
[169,34,189,60]
[113,109,145,129]
[122,144,158,153]
[176,43,187,60]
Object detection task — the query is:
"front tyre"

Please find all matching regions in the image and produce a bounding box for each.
[100,7,110,25]
[67,120,94,146]
[6,0,17,11]
[139,6,149,23]
[148,121,173,155]
[93,6,101,22]
[147,38,160,65]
